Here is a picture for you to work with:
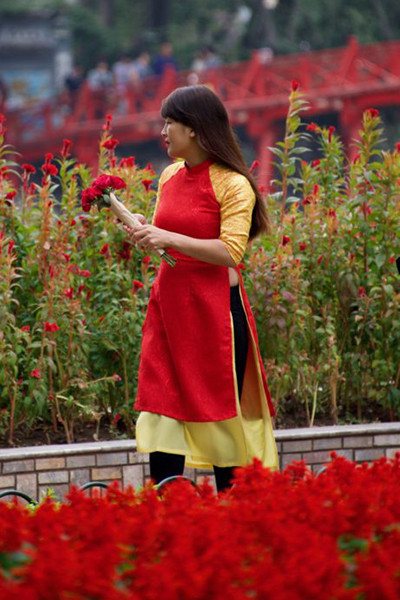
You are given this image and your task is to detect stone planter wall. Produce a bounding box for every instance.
[1,422,400,502]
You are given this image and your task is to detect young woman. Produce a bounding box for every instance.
[130,85,278,492]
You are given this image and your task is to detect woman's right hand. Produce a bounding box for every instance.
[132,213,147,226]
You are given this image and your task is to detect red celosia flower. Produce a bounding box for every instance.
[250,159,260,174]
[42,163,58,176]
[328,208,336,218]
[328,126,336,142]
[103,138,119,150]
[99,314,106,322]
[291,79,299,91]
[44,322,60,332]
[77,285,85,295]
[312,159,321,167]
[120,156,135,168]
[8,240,15,255]
[238,263,246,270]
[395,142,400,153]
[389,256,395,264]
[366,108,379,118]
[132,279,144,293]
[358,286,367,297]
[6,190,16,200]
[63,288,74,300]
[361,202,372,216]
[103,113,113,131]
[317,255,323,264]
[302,196,312,205]
[313,184,320,195]
[30,369,42,378]
[70,219,76,226]
[100,243,111,258]
[282,235,291,246]
[142,255,151,267]
[61,138,72,158]
[118,241,132,261]
[20,325,30,332]
[350,253,355,260]
[306,122,319,132]
[79,269,91,278]
[93,174,127,192]
[299,242,307,251]
[141,179,153,192]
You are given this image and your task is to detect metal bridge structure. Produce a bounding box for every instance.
[5,36,400,186]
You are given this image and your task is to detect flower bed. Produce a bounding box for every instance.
[1,455,400,598]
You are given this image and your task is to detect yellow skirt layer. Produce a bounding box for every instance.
[136,309,278,471]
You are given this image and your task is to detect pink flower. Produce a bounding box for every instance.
[112,374,122,381]
[30,369,42,379]
[44,322,60,332]
[282,235,291,246]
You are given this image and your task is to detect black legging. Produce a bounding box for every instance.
[150,285,249,492]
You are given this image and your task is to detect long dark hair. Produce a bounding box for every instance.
[161,85,270,239]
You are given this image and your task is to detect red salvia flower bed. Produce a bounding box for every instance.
[1,454,400,599]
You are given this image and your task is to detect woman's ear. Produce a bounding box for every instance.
[189,129,196,138]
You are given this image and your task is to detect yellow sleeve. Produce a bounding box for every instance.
[152,161,185,224]
[209,164,256,265]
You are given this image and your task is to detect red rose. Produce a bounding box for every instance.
[282,235,291,246]
[102,138,119,150]
[141,179,153,192]
[30,369,42,379]
[291,79,299,91]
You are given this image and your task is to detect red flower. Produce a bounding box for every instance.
[358,286,367,297]
[306,122,319,132]
[70,219,76,226]
[103,113,113,131]
[141,179,153,192]
[77,284,85,295]
[313,184,320,195]
[291,79,299,91]
[350,253,355,261]
[250,160,260,174]
[317,255,323,264]
[238,263,246,270]
[299,242,307,251]
[102,138,119,150]
[120,156,135,168]
[328,126,336,143]
[112,374,122,381]
[142,255,151,267]
[79,269,92,277]
[118,241,132,261]
[22,163,36,174]
[361,202,372,216]
[389,256,396,264]
[112,413,122,424]
[312,159,321,167]
[93,174,127,191]
[145,162,155,174]
[42,163,58,176]
[44,152,53,163]
[44,322,60,332]
[395,142,400,153]
[328,208,336,218]
[30,369,42,379]
[6,190,16,201]
[61,138,72,158]
[20,325,30,332]
[63,287,74,300]
[100,243,111,259]
[282,235,291,246]
[302,196,312,205]
[8,240,15,255]
[366,108,379,118]
[132,279,144,293]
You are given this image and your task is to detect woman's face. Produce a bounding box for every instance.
[161,118,195,159]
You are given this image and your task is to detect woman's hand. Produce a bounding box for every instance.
[127,224,172,252]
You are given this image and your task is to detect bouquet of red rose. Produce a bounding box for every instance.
[81,174,176,266]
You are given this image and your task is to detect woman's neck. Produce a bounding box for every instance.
[183,148,210,168]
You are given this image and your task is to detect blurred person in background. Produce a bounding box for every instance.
[152,42,178,77]
[87,60,113,118]
[64,65,84,111]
